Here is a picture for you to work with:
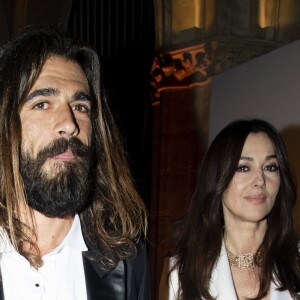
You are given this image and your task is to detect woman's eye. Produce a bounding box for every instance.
[33,102,49,110]
[264,164,279,172]
[236,165,250,172]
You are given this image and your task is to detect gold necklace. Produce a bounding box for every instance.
[225,246,263,269]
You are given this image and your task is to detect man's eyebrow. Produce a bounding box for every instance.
[26,88,93,102]
[73,91,93,102]
[27,88,58,101]
[239,154,277,161]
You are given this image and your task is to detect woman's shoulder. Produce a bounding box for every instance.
[159,256,180,300]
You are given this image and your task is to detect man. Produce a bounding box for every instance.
[0,26,150,299]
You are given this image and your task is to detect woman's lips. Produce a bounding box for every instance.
[244,194,266,204]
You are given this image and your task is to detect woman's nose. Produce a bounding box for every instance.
[252,170,266,188]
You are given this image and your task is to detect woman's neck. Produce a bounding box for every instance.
[223,219,267,254]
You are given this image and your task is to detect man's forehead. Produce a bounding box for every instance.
[41,55,86,75]
[32,55,89,89]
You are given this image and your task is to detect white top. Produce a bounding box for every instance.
[0,214,88,300]
[167,243,294,300]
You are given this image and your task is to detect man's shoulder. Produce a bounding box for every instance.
[83,241,150,299]
[123,241,151,299]
[82,240,148,275]
[123,241,148,272]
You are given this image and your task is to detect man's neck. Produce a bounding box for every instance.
[25,210,74,256]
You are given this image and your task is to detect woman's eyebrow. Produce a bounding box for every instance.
[239,154,277,161]
[239,156,253,161]
[266,154,277,160]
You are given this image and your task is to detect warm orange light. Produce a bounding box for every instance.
[172,0,198,32]
[258,0,276,28]
[258,0,299,28]
[172,0,215,33]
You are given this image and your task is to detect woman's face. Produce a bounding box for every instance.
[222,132,280,226]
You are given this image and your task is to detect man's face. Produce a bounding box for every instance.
[19,56,94,217]
[20,55,93,175]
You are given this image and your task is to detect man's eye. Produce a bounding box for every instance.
[33,102,49,110]
[73,104,89,113]
[236,165,250,172]
[264,164,279,172]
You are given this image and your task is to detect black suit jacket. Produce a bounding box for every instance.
[0,242,151,300]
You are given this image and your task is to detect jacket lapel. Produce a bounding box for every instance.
[0,280,3,300]
[269,280,293,299]
[210,242,238,300]
[0,254,126,300]
[82,251,126,300]
[211,243,294,300]
[0,268,4,300]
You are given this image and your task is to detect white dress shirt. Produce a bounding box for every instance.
[167,242,294,300]
[0,214,88,300]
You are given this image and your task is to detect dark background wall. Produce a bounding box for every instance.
[68,0,155,205]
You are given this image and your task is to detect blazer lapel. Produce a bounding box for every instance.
[82,251,126,300]
[212,243,294,300]
[269,280,293,299]
[0,268,4,300]
[210,242,238,300]
[0,281,4,300]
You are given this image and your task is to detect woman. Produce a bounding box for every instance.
[168,119,300,299]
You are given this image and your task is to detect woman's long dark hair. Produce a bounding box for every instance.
[0,26,147,269]
[172,119,300,299]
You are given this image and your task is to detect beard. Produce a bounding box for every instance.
[20,137,92,218]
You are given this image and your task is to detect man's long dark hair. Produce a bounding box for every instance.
[172,119,300,299]
[0,26,147,269]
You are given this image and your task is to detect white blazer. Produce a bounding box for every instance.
[166,243,293,300]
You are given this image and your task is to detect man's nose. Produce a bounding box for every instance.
[53,105,79,138]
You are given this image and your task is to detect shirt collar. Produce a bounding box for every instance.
[59,214,87,251]
[45,214,88,256]
[0,214,88,255]
[0,228,12,253]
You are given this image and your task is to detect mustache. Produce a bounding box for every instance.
[34,137,90,165]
